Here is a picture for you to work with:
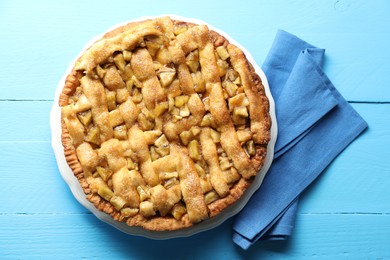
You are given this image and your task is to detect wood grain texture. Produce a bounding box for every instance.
[1,214,389,259]
[0,142,87,214]
[0,101,52,142]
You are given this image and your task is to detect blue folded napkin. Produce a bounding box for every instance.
[232,30,368,250]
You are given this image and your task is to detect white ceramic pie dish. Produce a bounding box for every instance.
[50,14,277,239]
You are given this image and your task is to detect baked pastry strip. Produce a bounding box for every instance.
[199,128,229,197]
[228,45,270,144]
[197,27,256,179]
[171,144,208,223]
[128,125,159,186]
[81,76,114,142]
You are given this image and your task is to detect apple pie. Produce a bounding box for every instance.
[59,16,271,231]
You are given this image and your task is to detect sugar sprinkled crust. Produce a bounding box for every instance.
[59,16,271,231]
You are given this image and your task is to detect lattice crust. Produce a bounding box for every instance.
[59,16,271,231]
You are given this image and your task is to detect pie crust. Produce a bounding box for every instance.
[59,16,271,231]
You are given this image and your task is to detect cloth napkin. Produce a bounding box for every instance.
[232,30,368,250]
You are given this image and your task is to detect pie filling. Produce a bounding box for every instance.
[59,17,270,230]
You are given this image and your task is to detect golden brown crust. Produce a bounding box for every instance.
[59,16,271,231]
[127,212,192,231]
[208,178,252,217]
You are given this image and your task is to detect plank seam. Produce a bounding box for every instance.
[300,212,390,215]
[0,213,92,216]
[0,99,54,102]
[348,101,390,104]
[0,141,51,144]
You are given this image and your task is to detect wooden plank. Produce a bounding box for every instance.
[0,142,87,214]
[1,103,389,216]
[0,101,52,142]
[0,214,389,259]
[239,1,390,102]
[0,1,389,101]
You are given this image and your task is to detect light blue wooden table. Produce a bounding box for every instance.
[1,0,389,258]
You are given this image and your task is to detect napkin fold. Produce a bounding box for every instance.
[232,30,368,250]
